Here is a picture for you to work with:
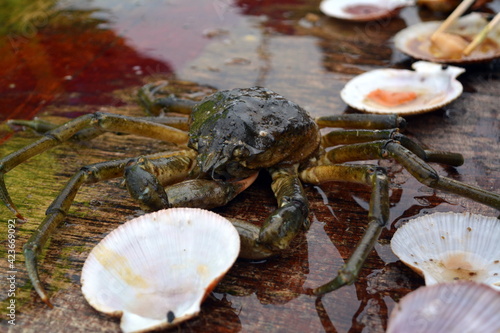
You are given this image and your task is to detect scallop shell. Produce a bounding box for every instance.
[394,13,500,63]
[340,61,465,115]
[386,281,500,333]
[81,208,240,333]
[391,212,500,290]
[320,0,415,21]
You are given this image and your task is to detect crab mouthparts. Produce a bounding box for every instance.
[200,151,229,175]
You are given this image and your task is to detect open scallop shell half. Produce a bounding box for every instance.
[81,208,240,333]
[387,281,500,333]
[394,13,500,63]
[341,61,465,115]
[320,0,415,21]
[391,212,500,290]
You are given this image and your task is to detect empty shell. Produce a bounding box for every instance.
[391,212,500,290]
[81,208,240,333]
[387,281,500,333]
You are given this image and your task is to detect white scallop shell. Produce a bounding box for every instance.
[81,208,240,333]
[387,281,500,333]
[340,61,465,115]
[320,0,415,21]
[391,212,500,290]
[394,13,500,63]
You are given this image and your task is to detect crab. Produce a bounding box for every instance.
[1,86,499,307]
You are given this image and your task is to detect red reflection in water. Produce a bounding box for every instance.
[0,1,308,125]
[236,0,312,34]
[0,0,243,123]
[0,23,172,122]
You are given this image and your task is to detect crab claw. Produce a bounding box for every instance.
[166,172,259,209]
[125,162,170,211]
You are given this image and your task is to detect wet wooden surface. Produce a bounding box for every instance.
[1,1,499,332]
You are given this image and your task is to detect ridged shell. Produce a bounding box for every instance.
[340,61,465,115]
[320,0,415,21]
[81,208,240,333]
[387,281,500,333]
[394,13,500,64]
[391,212,500,290]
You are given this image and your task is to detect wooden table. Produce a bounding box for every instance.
[1,1,499,332]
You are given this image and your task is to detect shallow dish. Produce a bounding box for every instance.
[394,13,500,63]
[340,61,465,115]
[320,0,415,21]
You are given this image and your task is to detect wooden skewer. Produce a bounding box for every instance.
[430,0,476,41]
[463,13,500,55]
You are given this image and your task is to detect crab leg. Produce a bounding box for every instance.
[138,83,197,116]
[8,119,106,142]
[322,130,464,166]
[258,166,310,252]
[316,114,406,130]
[8,115,190,137]
[0,112,188,218]
[383,141,500,209]
[22,151,194,306]
[300,164,390,294]
[324,140,500,209]
[25,158,127,306]
[8,119,60,133]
